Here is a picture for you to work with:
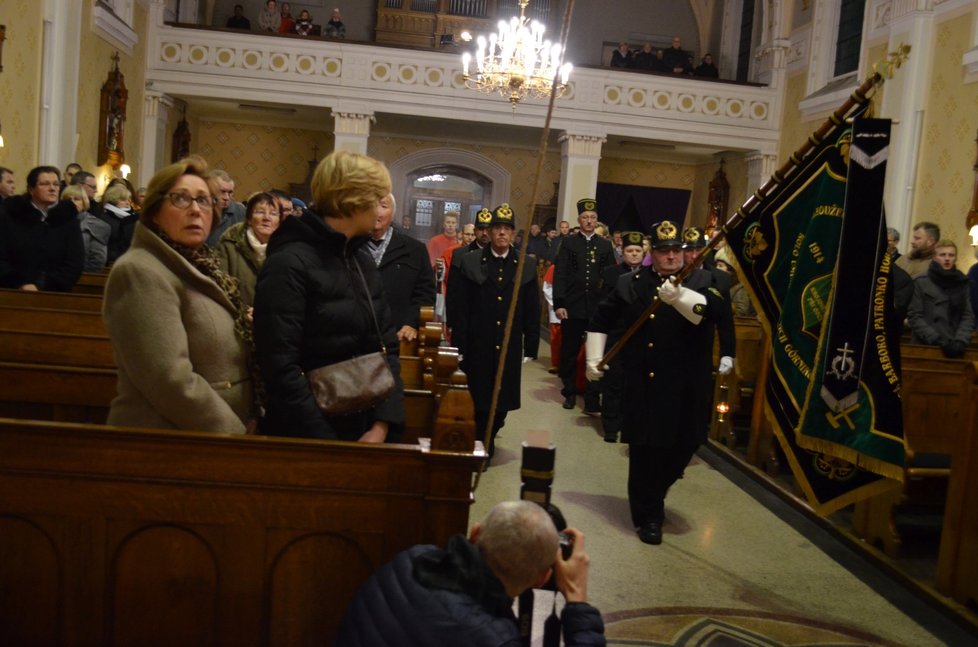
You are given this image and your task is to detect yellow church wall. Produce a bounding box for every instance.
[912,10,978,271]
[75,2,150,192]
[0,1,44,179]
[195,121,334,196]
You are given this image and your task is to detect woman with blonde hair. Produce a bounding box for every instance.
[62,184,111,271]
[254,150,404,442]
[99,182,137,264]
[102,156,256,432]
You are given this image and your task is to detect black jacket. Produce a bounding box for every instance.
[452,247,540,412]
[371,228,436,330]
[253,210,404,440]
[590,268,723,446]
[96,204,137,265]
[0,196,84,291]
[553,233,615,319]
[337,537,606,646]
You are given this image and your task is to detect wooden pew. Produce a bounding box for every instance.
[936,361,978,607]
[0,305,107,336]
[0,329,115,368]
[0,287,103,311]
[710,316,764,449]
[0,361,116,424]
[851,347,978,557]
[72,270,108,294]
[0,416,484,646]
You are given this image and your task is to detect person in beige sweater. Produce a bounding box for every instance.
[102,157,255,433]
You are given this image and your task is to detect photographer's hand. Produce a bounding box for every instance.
[554,528,589,603]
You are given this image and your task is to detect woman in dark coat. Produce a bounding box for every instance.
[253,150,404,442]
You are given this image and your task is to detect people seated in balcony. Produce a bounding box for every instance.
[631,43,658,71]
[226,4,250,30]
[258,0,279,33]
[662,36,692,75]
[610,42,633,68]
[694,53,719,78]
[277,2,295,34]
[325,7,346,39]
[293,10,317,36]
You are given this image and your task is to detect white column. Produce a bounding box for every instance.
[331,110,373,155]
[38,0,82,166]
[557,132,606,223]
[745,151,778,203]
[139,91,174,187]
[880,3,937,240]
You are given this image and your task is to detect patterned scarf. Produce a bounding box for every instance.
[151,225,266,413]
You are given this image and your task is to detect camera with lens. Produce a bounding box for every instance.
[558,530,572,561]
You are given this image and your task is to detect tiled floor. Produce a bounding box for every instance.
[468,356,977,646]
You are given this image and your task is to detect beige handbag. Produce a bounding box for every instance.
[306,260,394,415]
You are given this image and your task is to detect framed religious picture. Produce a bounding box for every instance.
[98,52,128,167]
[705,160,730,238]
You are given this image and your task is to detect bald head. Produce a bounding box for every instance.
[472,501,559,596]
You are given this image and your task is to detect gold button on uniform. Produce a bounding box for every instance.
[648,372,655,379]
[495,345,500,350]
[647,342,654,348]
[649,314,655,320]
[497,296,503,301]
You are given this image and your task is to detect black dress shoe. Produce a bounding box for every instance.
[638,521,663,545]
[562,395,576,409]
[603,432,618,443]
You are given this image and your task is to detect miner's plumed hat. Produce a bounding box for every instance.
[489,203,516,228]
[682,226,707,249]
[475,207,493,229]
[650,220,683,249]
[576,198,597,215]
[621,231,645,248]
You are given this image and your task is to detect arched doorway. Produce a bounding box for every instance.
[403,166,492,241]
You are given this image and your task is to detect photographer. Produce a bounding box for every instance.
[336,500,606,646]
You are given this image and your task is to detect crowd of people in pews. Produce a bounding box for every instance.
[227,1,346,38]
[609,35,720,79]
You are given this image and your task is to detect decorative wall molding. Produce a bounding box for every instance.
[93,4,139,55]
[145,23,782,155]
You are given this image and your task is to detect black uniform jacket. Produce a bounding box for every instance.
[374,228,436,330]
[552,233,615,319]
[452,247,541,412]
[254,210,404,440]
[589,268,723,446]
[0,196,83,291]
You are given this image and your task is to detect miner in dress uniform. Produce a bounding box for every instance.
[552,198,616,413]
[452,204,541,459]
[586,221,724,545]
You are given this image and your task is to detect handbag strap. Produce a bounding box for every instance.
[351,257,387,355]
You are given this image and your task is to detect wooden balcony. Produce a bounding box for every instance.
[375,0,553,50]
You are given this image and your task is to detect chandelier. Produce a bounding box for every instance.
[460,0,572,108]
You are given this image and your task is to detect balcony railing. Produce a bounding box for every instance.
[146,18,781,154]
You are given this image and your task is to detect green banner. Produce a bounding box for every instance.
[727,117,904,514]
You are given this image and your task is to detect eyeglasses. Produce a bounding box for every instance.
[166,192,215,210]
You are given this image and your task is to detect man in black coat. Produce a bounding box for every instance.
[586,221,724,546]
[0,165,84,292]
[444,208,491,332]
[337,500,606,646]
[365,193,436,342]
[452,204,540,458]
[682,226,735,379]
[553,198,616,412]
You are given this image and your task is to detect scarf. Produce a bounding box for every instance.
[245,227,268,264]
[365,226,393,267]
[927,260,969,323]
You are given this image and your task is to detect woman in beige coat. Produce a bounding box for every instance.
[102,157,255,433]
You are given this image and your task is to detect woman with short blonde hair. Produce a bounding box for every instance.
[254,150,404,442]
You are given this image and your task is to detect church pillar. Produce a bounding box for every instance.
[331,109,373,155]
[557,131,606,223]
[139,91,174,186]
[880,2,937,240]
[38,0,82,167]
[745,151,778,204]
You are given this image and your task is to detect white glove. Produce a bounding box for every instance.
[718,356,734,375]
[657,277,681,304]
[523,357,533,364]
[657,276,706,325]
[585,331,608,382]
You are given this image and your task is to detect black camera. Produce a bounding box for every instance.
[558,530,573,560]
